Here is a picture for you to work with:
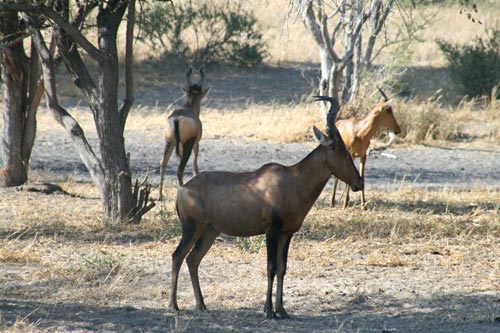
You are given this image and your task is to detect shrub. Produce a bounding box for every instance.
[437,27,500,100]
[396,97,462,142]
[138,0,267,67]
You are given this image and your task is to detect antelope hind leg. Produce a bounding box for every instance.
[159,141,174,200]
[186,224,220,311]
[170,218,205,311]
[177,138,196,186]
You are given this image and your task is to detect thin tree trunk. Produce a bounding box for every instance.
[0,12,40,187]
[95,2,133,219]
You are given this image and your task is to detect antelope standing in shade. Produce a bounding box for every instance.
[159,68,209,200]
[169,96,364,319]
[332,88,401,208]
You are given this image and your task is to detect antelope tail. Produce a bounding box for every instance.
[174,119,181,158]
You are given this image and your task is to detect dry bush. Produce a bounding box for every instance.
[300,186,500,242]
[396,98,462,143]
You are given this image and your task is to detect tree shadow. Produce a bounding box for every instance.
[1,291,499,332]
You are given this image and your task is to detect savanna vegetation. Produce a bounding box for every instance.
[1,1,500,332]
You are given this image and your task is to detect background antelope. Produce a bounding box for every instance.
[169,96,364,319]
[159,68,209,200]
[332,88,401,208]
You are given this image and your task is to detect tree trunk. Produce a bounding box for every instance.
[0,12,41,187]
[4,0,152,222]
[95,3,133,219]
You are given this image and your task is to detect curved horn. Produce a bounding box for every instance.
[186,67,193,86]
[199,68,205,87]
[314,95,340,138]
[377,86,389,101]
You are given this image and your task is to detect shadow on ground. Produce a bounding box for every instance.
[1,291,499,333]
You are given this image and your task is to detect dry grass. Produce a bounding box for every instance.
[1,183,500,330]
[1,2,500,332]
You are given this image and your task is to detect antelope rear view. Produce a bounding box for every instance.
[159,68,210,200]
[169,96,363,319]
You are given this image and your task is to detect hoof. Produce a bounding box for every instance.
[195,303,207,311]
[266,310,276,319]
[276,309,290,319]
[169,302,180,312]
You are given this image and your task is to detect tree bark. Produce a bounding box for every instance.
[0,11,41,187]
[3,0,152,222]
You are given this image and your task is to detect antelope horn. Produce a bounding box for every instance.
[199,68,205,87]
[377,86,389,101]
[313,95,340,138]
[186,67,193,86]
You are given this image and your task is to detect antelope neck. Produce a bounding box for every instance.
[289,146,332,203]
[356,111,382,141]
[183,100,202,115]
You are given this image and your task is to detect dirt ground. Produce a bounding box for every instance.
[2,65,500,332]
[1,116,499,332]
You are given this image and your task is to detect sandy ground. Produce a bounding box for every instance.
[2,65,500,332]
[0,118,493,333]
[30,126,500,191]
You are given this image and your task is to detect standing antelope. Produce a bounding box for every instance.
[169,96,364,319]
[159,68,209,200]
[332,88,401,208]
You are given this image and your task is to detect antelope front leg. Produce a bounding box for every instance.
[275,234,293,319]
[359,155,367,208]
[331,176,339,207]
[264,226,279,319]
[343,182,350,209]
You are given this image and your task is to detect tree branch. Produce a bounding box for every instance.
[120,0,136,130]
[24,12,105,190]
[0,2,105,63]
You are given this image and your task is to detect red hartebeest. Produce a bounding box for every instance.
[332,88,401,208]
[159,68,209,200]
[169,96,364,319]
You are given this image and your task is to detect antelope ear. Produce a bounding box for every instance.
[313,126,333,146]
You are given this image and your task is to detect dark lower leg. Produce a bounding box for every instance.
[265,228,279,319]
[275,235,292,319]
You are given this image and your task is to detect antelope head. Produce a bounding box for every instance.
[375,87,401,135]
[183,67,210,105]
[313,96,364,192]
